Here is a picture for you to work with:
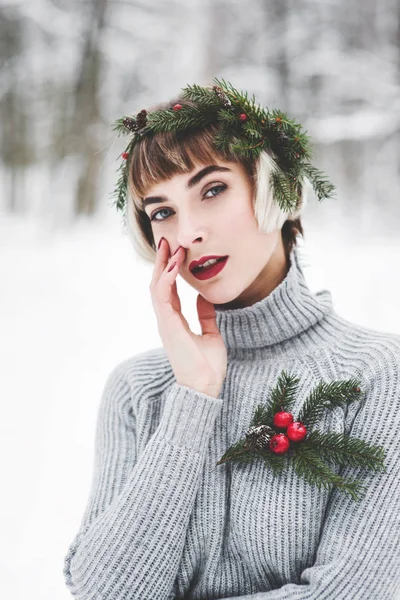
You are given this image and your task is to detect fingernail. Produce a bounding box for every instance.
[172,246,181,257]
[157,237,165,250]
[168,262,177,273]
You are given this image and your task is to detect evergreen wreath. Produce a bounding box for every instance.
[111,78,336,225]
[216,371,386,503]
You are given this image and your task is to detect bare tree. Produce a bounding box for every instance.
[67,0,108,216]
[0,8,34,212]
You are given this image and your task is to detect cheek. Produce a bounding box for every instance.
[223,203,259,236]
[223,202,280,261]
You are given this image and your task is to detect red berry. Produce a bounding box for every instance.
[286,422,307,442]
[122,152,129,160]
[173,104,182,111]
[269,433,290,454]
[239,113,247,121]
[273,411,294,428]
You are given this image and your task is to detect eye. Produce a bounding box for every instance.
[149,184,227,223]
[149,208,172,223]
[203,184,227,199]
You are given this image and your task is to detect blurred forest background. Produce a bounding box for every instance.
[1,0,400,232]
[2,2,400,599]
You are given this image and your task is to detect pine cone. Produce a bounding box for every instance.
[136,109,147,129]
[243,424,276,451]
[213,85,232,108]
[123,117,137,132]
[123,110,147,135]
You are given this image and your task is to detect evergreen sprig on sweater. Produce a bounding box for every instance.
[216,371,386,502]
[111,78,336,221]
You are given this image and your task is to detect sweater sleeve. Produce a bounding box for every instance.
[62,363,223,600]
[212,364,400,600]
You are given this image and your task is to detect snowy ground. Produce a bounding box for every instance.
[1,210,400,599]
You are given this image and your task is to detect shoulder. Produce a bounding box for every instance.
[321,317,400,436]
[103,347,173,406]
[339,319,400,411]
[329,312,400,378]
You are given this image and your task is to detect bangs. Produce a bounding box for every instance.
[128,124,254,211]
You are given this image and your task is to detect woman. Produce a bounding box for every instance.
[63,80,400,599]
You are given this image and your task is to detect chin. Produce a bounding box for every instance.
[183,264,255,305]
[195,282,248,308]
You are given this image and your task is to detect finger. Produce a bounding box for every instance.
[171,278,192,331]
[170,278,182,314]
[155,268,192,339]
[150,242,190,329]
[196,294,220,336]
[164,250,191,330]
[158,247,185,304]
[150,237,171,287]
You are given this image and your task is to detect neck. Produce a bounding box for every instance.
[214,243,334,352]
[214,234,290,311]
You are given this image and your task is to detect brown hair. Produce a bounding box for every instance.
[125,97,306,264]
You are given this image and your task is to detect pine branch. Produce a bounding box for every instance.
[291,444,366,502]
[214,110,241,154]
[110,163,128,212]
[112,116,135,136]
[271,171,299,213]
[297,378,363,429]
[216,440,255,466]
[242,123,263,140]
[214,130,234,153]
[216,438,288,476]
[217,108,239,125]
[213,77,268,121]
[304,431,387,472]
[229,137,264,158]
[302,163,336,202]
[293,131,312,157]
[265,371,301,422]
[147,107,213,133]
[109,135,137,213]
[248,371,300,429]
[182,83,221,107]
[257,448,288,475]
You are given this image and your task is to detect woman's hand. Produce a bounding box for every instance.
[150,238,228,398]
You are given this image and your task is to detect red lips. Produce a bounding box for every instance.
[189,255,227,272]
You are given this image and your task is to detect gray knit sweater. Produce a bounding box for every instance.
[63,245,400,600]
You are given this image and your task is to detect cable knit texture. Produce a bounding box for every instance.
[63,245,400,600]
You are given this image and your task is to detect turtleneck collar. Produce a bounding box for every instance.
[214,244,333,350]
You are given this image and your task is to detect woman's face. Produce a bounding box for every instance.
[142,159,288,308]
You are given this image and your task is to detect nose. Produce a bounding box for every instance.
[176,227,206,253]
[176,236,202,248]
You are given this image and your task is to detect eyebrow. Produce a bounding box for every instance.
[142,165,232,210]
